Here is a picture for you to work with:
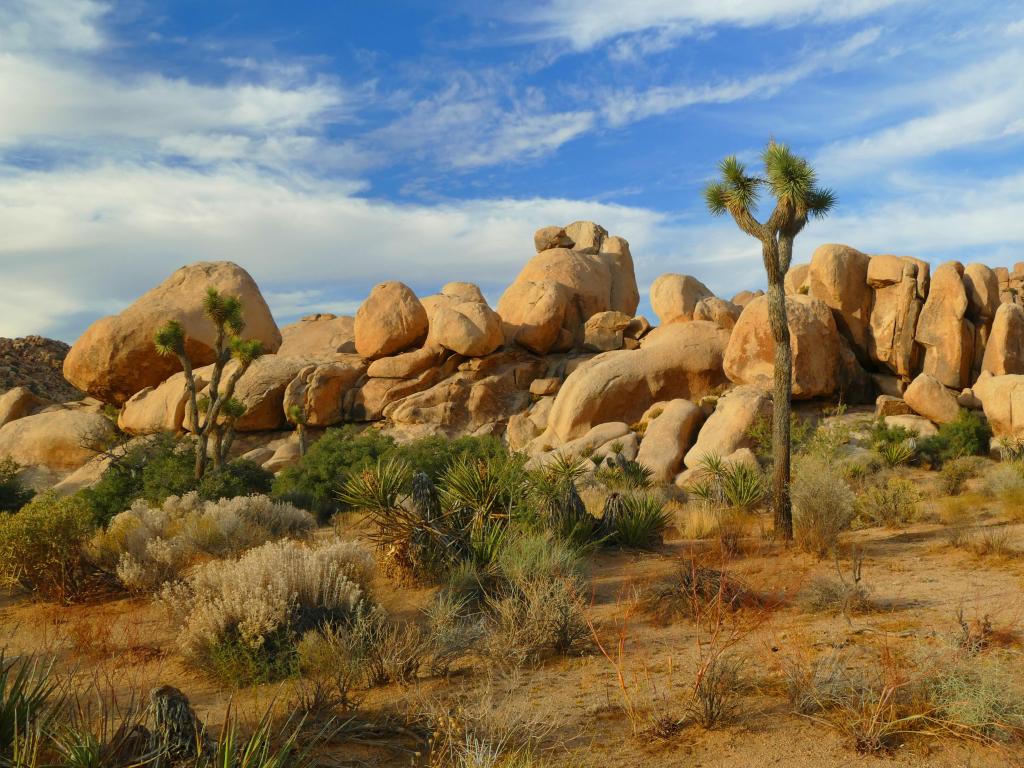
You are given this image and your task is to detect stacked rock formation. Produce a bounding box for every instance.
[6,225,1024,492]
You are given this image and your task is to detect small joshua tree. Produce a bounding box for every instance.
[154,288,263,480]
[704,140,836,540]
[287,403,308,457]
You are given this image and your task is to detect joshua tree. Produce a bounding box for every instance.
[704,140,836,539]
[154,288,264,480]
[287,403,308,457]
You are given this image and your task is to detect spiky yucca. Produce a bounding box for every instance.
[154,287,264,480]
[704,141,836,539]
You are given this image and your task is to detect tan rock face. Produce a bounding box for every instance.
[903,373,960,424]
[784,263,810,295]
[731,290,763,307]
[693,297,742,329]
[583,311,632,352]
[421,282,487,323]
[63,261,281,404]
[875,395,912,418]
[915,261,974,389]
[529,422,631,466]
[542,320,730,443]
[284,358,367,427]
[723,295,839,399]
[507,247,613,321]
[683,386,770,469]
[867,255,926,378]
[963,264,1000,324]
[974,374,1024,438]
[187,355,312,432]
[650,274,714,324]
[367,347,441,379]
[0,386,46,429]
[883,414,939,437]
[496,279,571,355]
[534,226,574,253]
[563,220,607,254]
[0,408,115,471]
[636,399,703,483]
[808,244,872,354]
[354,281,429,360]
[429,301,504,357]
[600,236,640,316]
[118,370,210,435]
[982,303,1024,375]
[278,315,355,358]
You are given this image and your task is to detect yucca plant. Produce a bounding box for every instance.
[0,653,61,757]
[201,707,327,768]
[613,494,673,550]
[877,440,915,469]
[594,457,653,491]
[720,462,767,511]
[705,140,836,540]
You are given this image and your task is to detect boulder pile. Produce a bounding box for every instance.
[5,224,1024,490]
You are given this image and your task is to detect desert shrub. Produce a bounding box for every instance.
[676,503,719,539]
[927,651,1024,741]
[0,653,60,755]
[965,527,1017,558]
[748,413,814,462]
[91,492,315,592]
[610,493,672,549]
[791,457,856,556]
[917,410,992,465]
[876,439,915,468]
[983,462,1024,521]
[856,476,920,528]
[160,538,373,684]
[0,492,98,602]
[80,434,273,524]
[686,454,766,511]
[940,457,978,496]
[868,418,918,451]
[644,561,754,622]
[782,650,857,715]
[688,654,743,729]
[0,457,33,513]
[529,456,605,550]
[799,552,871,614]
[593,458,653,491]
[802,420,854,462]
[272,426,397,516]
[394,434,508,481]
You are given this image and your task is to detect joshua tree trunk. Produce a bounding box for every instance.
[765,275,793,540]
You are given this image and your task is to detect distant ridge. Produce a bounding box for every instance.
[0,336,84,403]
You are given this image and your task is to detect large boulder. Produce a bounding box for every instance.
[723,294,839,399]
[982,303,1024,376]
[541,320,730,443]
[600,236,640,316]
[0,408,115,471]
[693,297,742,329]
[563,220,607,254]
[0,386,46,429]
[915,261,974,389]
[534,226,574,253]
[583,311,632,352]
[496,279,573,355]
[808,244,872,354]
[428,301,504,357]
[354,281,429,360]
[683,386,770,469]
[867,255,927,378]
[366,347,442,379]
[421,282,487,322]
[277,314,355,358]
[963,264,1000,326]
[903,373,960,425]
[283,358,366,427]
[974,374,1024,438]
[185,356,312,432]
[63,262,281,404]
[118,370,210,435]
[635,399,704,483]
[784,263,810,295]
[650,274,714,325]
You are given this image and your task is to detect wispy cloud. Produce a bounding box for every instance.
[0,0,109,53]
[511,0,904,51]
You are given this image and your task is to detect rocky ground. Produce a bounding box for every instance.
[0,335,83,403]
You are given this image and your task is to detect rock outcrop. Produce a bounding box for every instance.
[683,386,770,469]
[64,262,281,404]
[723,295,839,398]
[981,303,1024,376]
[635,400,703,483]
[650,274,714,325]
[354,281,429,360]
[808,244,872,354]
[915,261,973,389]
[0,409,115,471]
[0,336,82,402]
[903,373,960,425]
[0,386,47,429]
[428,301,504,357]
[278,315,355,358]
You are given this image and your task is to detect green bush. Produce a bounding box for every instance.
[0,492,97,602]
[272,426,397,516]
[612,493,672,549]
[394,434,507,480]
[81,434,274,524]
[856,477,920,528]
[792,457,856,557]
[0,457,33,512]
[917,410,993,465]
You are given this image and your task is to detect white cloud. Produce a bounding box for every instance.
[514,0,903,50]
[817,50,1024,177]
[602,28,880,126]
[0,0,108,53]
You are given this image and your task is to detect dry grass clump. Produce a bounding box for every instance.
[159,537,373,684]
[926,650,1024,742]
[791,456,856,557]
[856,475,920,528]
[797,553,873,615]
[90,492,315,592]
[964,526,1018,559]
[644,560,756,623]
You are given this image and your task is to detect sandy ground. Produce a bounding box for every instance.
[3,471,1023,767]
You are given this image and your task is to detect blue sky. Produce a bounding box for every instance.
[1,0,1022,342]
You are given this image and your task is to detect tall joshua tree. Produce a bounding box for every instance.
[704,140,836,539]
[154,288,264,480]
